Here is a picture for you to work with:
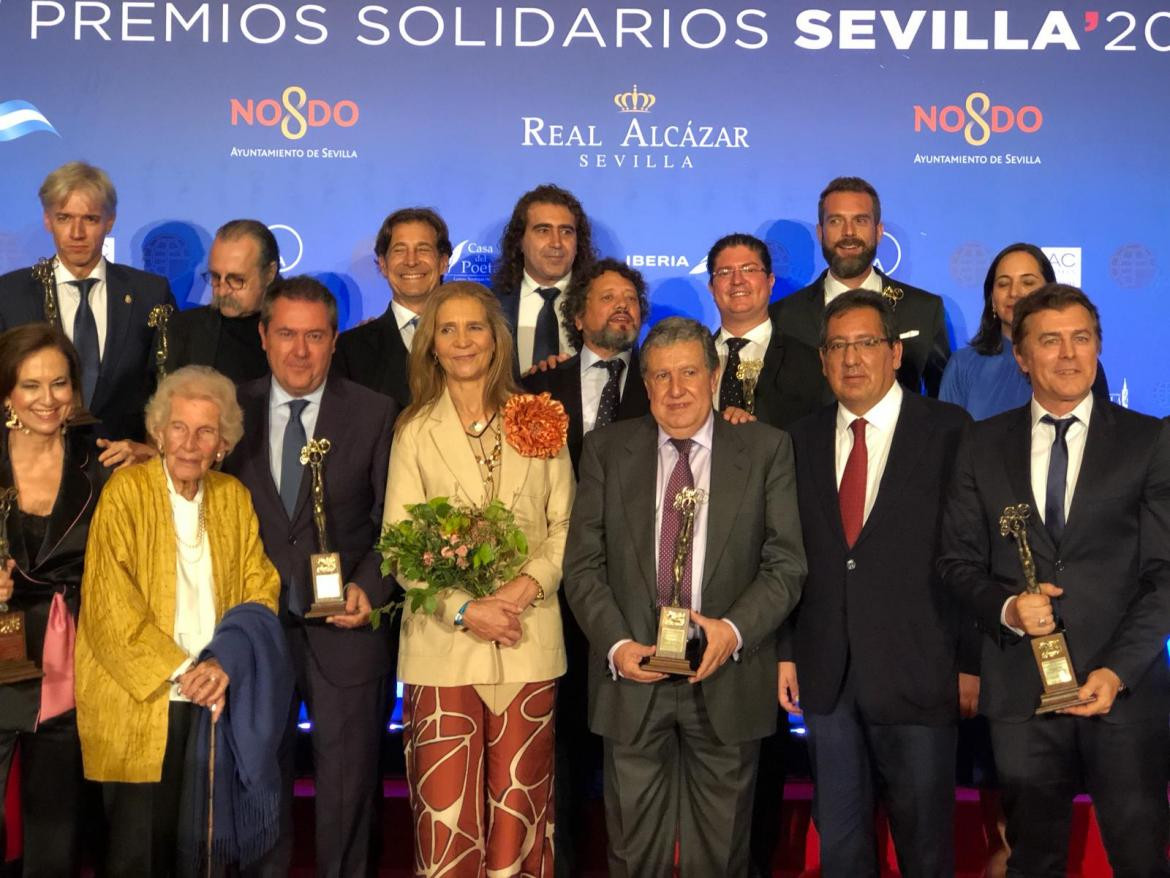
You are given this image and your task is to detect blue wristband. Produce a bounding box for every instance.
[454,600,471,627]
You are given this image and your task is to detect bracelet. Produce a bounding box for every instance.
[523,574,545,602]
[454,600,471,627]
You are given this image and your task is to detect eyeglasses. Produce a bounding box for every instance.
[712,264,766,280]
[201,270,248,292]
[821,337,891,356]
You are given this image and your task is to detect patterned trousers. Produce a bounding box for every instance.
[404,681,557,878]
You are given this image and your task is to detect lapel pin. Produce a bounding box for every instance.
[124,293,133,304]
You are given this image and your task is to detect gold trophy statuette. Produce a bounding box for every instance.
[999,503,1094,714]
[643,487,707,676]
[31,257,61,330]
[736,359,764,416]
[300,438,347,619]
[0,486,43,684]
[148,303,175,381]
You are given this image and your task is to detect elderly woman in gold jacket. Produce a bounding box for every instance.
[75,365,279,877]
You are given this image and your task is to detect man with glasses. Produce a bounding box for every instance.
[774,176,951,396]
[166,219,280,384]
[777,290,972,877]
[707,233,824,429]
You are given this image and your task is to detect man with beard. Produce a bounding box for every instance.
[774,177,950,396]
[492,184,596,374]
[166,219,278,383]
[523,257,650,878]
[334,207,452,408]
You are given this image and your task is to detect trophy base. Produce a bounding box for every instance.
[1035,688,1096,715]
[0,659,43,685]
[641,654,696,676]
[304,599,348,620]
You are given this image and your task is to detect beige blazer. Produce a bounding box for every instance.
[386,389,573,687]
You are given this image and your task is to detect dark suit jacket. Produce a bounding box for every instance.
[495,287,525,377]
[0,263,174,441]
[333,305,411,409]
[780,392,974,725]
[222,376,398,685]
[740,313,830,428]
[0,428,106,731]
[165,306,269,385]
[774,269,950,397]
[564,415,807,745]
[522,350,650,474]
[938,401,1170,723]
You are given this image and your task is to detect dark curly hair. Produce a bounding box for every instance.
[970,243,1056,355]
[559,258,648,353]
[490,184,596,296]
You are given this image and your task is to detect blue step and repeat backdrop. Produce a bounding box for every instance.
[2,2,1169,411]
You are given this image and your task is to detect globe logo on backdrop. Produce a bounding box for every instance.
[269,224,304,272]
[143,233,191,279]
[949,241,990,287]
[445,240,495,283]
[1110,244,1156,290]
[873,231,903,276]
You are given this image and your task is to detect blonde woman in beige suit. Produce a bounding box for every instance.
[385,281,574,877]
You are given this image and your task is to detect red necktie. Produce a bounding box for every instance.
[838,418,868,547]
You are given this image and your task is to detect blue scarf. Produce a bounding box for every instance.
[178,602,293,870]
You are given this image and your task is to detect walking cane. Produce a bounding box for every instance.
[207,709,216,878]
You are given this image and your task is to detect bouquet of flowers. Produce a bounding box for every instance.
[370,496,529,627]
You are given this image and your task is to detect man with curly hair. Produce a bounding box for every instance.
[492,184,596,374]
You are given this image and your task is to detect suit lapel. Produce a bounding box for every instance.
[1063,401,1113,542]
[1003,406,1055,555]
[701,419,749,590]
[427,390,492,506]
[37,439,95,568]
[616,418,659,604]
[808,405,847,544]
[241,382,284,518]
[93,263,134,413]
[555,356,584,453]
[852,394,931,548]
[617,351,649,419]
[757,320,786,400]
[297,381,344,522]
[379,312,410,400]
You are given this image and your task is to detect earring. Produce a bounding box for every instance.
[4,403,28,434]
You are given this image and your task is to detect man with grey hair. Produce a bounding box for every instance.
[166,218,280,383]
[0,160,174,452]
[565,316,806,877]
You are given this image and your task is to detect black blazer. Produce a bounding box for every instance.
[165,306,269,385]
[222,376,399,685]
[740,312,830,429]
[939,401,1170,723]
[565,416,806,745]
[333,305,411,409]
[774,269,950,397]
[495,286,525,377]
[0,263,174,441]
[0,428,106,731]
[522,350,650,474]
[780,392,973,725]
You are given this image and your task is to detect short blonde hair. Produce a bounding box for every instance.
[38,161,117,216]
[144,366,244,452]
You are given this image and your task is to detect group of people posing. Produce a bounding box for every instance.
[0,162,1165,878]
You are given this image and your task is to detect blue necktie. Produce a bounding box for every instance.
[280,399,309,518]
[69,279,100,406]
[1041,414,1077,544]
[593,359,625,429]
[533,287,560,364]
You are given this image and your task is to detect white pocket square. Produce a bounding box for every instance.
[899,329,920,340]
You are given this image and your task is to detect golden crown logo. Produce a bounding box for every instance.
[613,85,655,113]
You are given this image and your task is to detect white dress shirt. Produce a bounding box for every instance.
[516,270,572,372]
[823,264,884,306]
[166,467,216,701]
[268,378,326,490]
[580,346,632,435]
[715,317,772,410]
[834,381,904,526]
[54,257,109,356]
[391,298,421,351]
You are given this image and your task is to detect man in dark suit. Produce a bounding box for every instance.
[222,276,398,877]
[779,290,973,877]
[565,317,806,877]
[773,176,950,396]
[939,284,1170,877]
[0,161,174,452]
[166,218,278,384]
[333,207,452,408]
[706,232,827,427]
[491,184,596,374]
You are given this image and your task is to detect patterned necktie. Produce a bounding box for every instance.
[532,287,561,364]
[404,315,419,351]
[1041,414,1077,544]
[69,278,100,406]
[838,418,868,547]
[719,337,749,410]
[593,358,625,430]
[280,399,309,517]
[657,438,695,608]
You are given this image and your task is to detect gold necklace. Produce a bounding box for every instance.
[471,423,502,498]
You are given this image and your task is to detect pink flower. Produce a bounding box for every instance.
[456,557,469,569]
[448,534,461,546]
[455,544,468,558]
[441,546,455,559]
[422,551,434,567]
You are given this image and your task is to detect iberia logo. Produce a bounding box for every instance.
[913,92,1042,147]
[230,86,358,140]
